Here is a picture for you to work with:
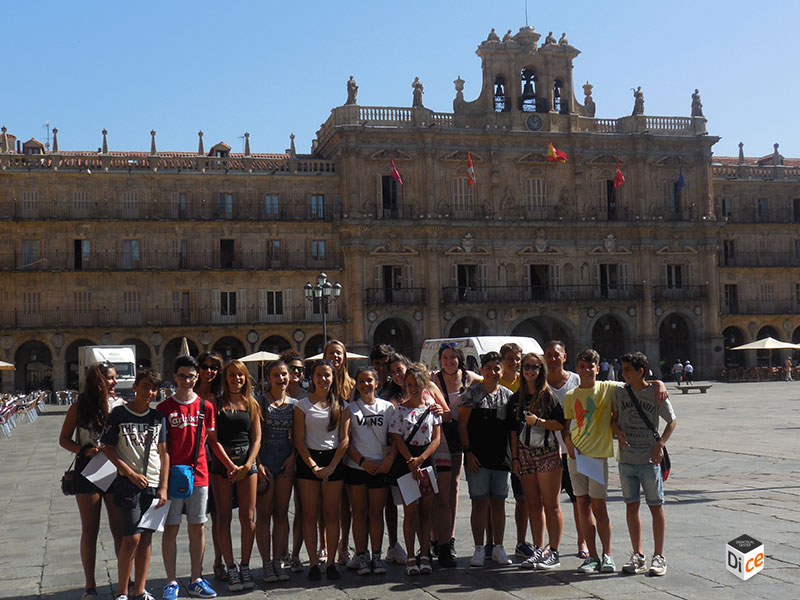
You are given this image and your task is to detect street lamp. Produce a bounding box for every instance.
[303,272,342,349]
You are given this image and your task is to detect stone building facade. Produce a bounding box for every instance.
[1,26,797,391]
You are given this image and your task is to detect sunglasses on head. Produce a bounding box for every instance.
[523,364,542,371]
[440,342,456,349]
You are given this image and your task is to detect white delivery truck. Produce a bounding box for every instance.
[419,336,543,372]
[78,345,137,399]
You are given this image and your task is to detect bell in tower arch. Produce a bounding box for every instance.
[520,69,537,112]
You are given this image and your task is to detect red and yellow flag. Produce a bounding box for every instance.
[613,156,625,188]
[546,142,567,163]
[466,151,476,186]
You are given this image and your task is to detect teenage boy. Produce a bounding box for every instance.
[459,351,514,567]
[563,348,620,573]
[612,352,676,576]
[369,344,395,398]
[158,355,217,599]
[102,368,168,600]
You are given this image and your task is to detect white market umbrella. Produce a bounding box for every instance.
[304,351,368,361]
[179,337,191,357]
[730,337,800,368]
[239,351,281,394]
[0,360,14,370]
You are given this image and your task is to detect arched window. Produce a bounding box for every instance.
[493,75,507,112]
[520,69,536,112]
[553,79,563,113]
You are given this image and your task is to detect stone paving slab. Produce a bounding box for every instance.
[1,381,798,599]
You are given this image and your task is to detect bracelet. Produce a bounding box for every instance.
[512,457,519,462]
[535,418,541,427]
[462,445,472,453]
[309,463,318,470]
[358,456,366,466]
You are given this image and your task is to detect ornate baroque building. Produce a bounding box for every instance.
[2,26,797,391]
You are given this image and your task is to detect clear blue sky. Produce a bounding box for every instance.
[4,1,797,159]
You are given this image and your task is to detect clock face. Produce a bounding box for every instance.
[527,114,543,131]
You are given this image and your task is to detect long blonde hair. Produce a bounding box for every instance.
[324,339,355,400]
[219,359,261,423]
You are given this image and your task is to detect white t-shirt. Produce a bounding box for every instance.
[345,397,394,470]
[296,397,341,451]
[548,371,580,453]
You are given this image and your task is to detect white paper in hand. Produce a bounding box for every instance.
[575,449,606,485]
[138,499,171,532]
[81,452,118,492]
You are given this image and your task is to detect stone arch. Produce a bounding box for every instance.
[14,340,53,392]
[588,311,633,362]
[120,338,153,369]
[444,311,492,338]
[723,326,745,368]
[304,334,325,359]
[509,311,579,360]
[259,335,291,355]
[368,313,422,361]
[64,337,98,391]
[756,325,781,366]
[657,312,695,370]
[213,336,246,363]
[163,337,199,378]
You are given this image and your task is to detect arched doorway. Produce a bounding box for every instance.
[304,335,325,359]
[590,315,625,364]
[511,316,574,355]
[213,336,246,362]
[723,326,745,368]
[163,337,199,380]
[659,313,692,369]
[121,338,152,369]
[756,326,780,367]
[64,338,97,391]
[259,335,291,355]
[373,318,414,360]
[14,340,53,392]
[448,316,487,338]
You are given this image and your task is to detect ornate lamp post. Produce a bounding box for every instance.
[303,272,342,349]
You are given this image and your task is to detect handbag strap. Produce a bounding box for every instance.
[191,406,205,473]
[141,409,158,479]
[624,385,660,442]
[404,404,434,446]
[357,399,389,449]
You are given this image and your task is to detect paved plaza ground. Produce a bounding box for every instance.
[1,381,798,600]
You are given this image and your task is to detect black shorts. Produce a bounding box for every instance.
[209,443,257,477]
[295,449,345,482]
[561,453,576,503]
[74,453,112,495]
[511,473,524,499]
[392,444,434,482]
[119,486,158,537]
[344,466,389,489]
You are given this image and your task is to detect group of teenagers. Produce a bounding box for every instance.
[59,338,677,600]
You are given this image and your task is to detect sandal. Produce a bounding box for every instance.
[419,556,432,575]
[213,563,229,581]
[578,549,590,559]
[406,557,420,576]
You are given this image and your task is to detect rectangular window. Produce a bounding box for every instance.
[74,239,91,270]
[218,193,233,216]
[523,178,546,216]
[451,177,474,218]
[74,291,91,314]
[121,291,142,325]
[380,176,400,217]
[724,284,738,313]
[723,239,736,266]
[529,264,550,299]
[264,194,279,216]
[265,291,283,315]
[179,239,189,269]
[795,284,800,309]
[220,291,237,316]
[606,180,617,220]
[794,199,800,223]
[795,240,800,261]
[20,291,42,327]
[122,239,140,269]
[311,239,326,260]
[666,264,683,288]
[757,198,768,221]
[73,191,89,217]
[670,182,681,214]
[598,263,619,298]
[267,240,281,263]
[220,239,235,268]
[121,191,139,218]
[21,240,40,269]
[721,197,732,218]
[310,194,325,220]
[760,284,775,304]
[178,192,188,218]
[21,191,39,218]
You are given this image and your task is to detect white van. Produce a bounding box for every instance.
[419,336,544,373]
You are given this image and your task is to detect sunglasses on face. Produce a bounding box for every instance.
[289,366,304,373]
[176,373,197,380]
[523,364,542,371]
[200,364,219,371]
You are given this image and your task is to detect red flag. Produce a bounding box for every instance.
[466,151,476,186]
[390,152,403,185]
[546,142,567,163]
[613,156,625,188]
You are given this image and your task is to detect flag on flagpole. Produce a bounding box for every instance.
[546,142,567,163]
[390,152,403,185]
[677,167,685,191]
[466,151,476,186]
[613,155,625,188]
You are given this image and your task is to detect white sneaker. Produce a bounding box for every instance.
[386,543,408,565]
[649,554,667,576]
[492,545,513,565]
[470,545,485,567]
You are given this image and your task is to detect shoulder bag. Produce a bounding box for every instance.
[114,410,158,508]
[624,385,671,481]
[168,409,204,499]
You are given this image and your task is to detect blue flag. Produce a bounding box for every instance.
[677,168,685,191]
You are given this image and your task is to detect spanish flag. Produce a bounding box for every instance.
[466,152,476,186]
[546,142,567,163]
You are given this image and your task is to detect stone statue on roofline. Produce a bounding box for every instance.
[691,89,703,117]
[502,29,513,42]
[487,28,500,42]
[412,77,424,108]
[583,81,596,117]
[345,76,358,105]
[545,31,557,45]
[558,32,569,45]
[632,86,644,116]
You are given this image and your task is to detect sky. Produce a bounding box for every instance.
[3,1,799,159]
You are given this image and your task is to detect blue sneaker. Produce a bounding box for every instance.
[187,578,217,598]
[162,583,179,600]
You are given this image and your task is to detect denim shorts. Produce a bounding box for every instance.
[618,462,664,506]
[465,467,510,499]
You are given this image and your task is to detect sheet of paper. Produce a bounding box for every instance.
[396,466,438,505]
[81,452,118,492]
[138,499,171,532]
[390,484,403,506]
[575,450,606,486]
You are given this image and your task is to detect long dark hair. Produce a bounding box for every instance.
[195,351,223,397]
[385,353,410,403]
[309,359,342,431]
[517,352,557,421]
[76,362,110,432]
[437,344,470,393]
[353,365,379,403]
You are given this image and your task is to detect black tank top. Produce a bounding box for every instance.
[216,408,251,446]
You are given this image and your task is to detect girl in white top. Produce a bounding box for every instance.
[344,367,397,575]
[293,360,350,581]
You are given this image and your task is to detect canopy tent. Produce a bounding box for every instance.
[0,360,14,370]
[304,351,368,361]
[730,337,800,367]
[239,351,281,394]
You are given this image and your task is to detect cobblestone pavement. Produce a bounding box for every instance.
[1,381,798,599]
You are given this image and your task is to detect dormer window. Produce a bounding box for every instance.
[22,138,45,155]
[208,142,231,158]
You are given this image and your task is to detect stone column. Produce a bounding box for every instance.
[421,245,443,338]
[51,357,66,391]
[342,244,367,352]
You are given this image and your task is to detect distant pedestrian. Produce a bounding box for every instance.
[683,361,694,384]
[671,360,684,385]
[785,358,793,382]
[599,360,610,381]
